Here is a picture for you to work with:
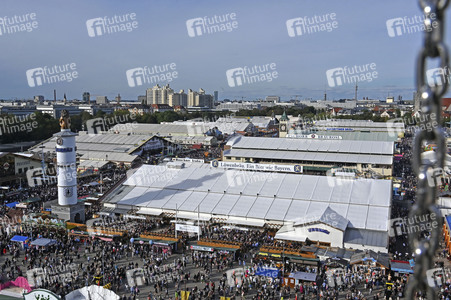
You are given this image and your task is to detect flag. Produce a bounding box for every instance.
[181,291,190,300]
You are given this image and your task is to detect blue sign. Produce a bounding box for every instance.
[55,147,73,152]
[308,228,330,234]
[212,160,219,168]
[294,165,302,173]
[255,267,281,278]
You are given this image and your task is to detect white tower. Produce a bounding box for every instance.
[55,110,78,206]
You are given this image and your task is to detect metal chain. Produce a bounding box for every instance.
[406,0,449,298]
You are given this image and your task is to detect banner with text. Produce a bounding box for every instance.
[287,133,342,140]
[211,161,303,173]
[176,223,201,234]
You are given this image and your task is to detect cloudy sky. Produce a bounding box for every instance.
[1,0,450,101]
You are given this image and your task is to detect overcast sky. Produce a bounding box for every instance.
[1,0,450,101]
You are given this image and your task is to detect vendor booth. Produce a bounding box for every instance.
[31,238,57,248]
[10,235,29,249]
[285,271,317,288]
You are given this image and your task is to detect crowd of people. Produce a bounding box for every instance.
[2,130,451,299]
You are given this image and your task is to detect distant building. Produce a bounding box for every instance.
[146,84,173,105]
[265,95,280,103]
[168,90,187,107]
[173,105,187,113]
[115,94,121,105]
[386,97,394,103]
[214,91,219,101]
[215,101,261,112]
[138,95,146,104]
[123,105,151,116]
[151,104,174,112]
[188,88,213,108]
[34,95,44,104]
[83,92,90,104]
[36,105,82,119]
[96,96,108,104]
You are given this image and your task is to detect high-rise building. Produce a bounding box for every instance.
[188,88,213,108]
[115,93,121,105]
[168,90,187,107]
[82,92,90,104]
[146,84,174,105]
[96,96,108,104]
[214,91,219,101]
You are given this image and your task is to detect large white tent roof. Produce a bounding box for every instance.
[111,164,391,232]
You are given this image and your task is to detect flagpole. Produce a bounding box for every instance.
[197,205,200,241]
[175,203,178,239]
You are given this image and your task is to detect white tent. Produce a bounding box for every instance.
[65,285,119,300]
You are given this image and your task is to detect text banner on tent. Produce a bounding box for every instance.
[176,224,201,234]
[287,133,342,139]
[211,161,303,173]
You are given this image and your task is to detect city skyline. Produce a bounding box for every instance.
[1,0,451,101]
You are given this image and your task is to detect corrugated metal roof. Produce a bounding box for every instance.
[29,132,152,163]
[226,136,394,155]
[288,130,399,142]
[314,119,405,129]
[344,228,388,248]
[111,122,250,136]
[224,148,393,165]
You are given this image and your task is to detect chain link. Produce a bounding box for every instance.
[406,0,449,298]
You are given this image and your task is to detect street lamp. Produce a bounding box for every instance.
[282,241,285,283]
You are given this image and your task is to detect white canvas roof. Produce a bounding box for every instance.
[113,165,392,231]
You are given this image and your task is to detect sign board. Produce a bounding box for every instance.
[24,289,61,300]
[172,157,204,163]
[335,171,355,177]
[190,245,214,252]
[176,224,201,234]
[255,267,281,278]
[211,161,302,173]
[287,133,342,140]
[325,128,353,131]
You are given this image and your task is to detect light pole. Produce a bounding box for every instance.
[282,241,285,286]
[39,145,47,183]
[100,172,103,194]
